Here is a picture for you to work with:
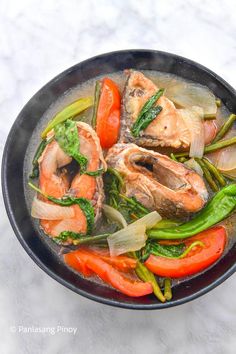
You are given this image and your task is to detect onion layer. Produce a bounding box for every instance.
[108,223,147,257]
[31,197,75,220]
[184,158,203,176]
[102,204,127,228]
[208,130,236,177]
[180,107,205,158]
[107,211,162,256]
[163,80,217,116]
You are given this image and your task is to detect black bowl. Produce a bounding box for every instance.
[2,50,236,309]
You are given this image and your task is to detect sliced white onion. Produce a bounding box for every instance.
[132,211,162,229]
[180,107,205,158]
[107,211,162,256]
[208,129,236,177]
[107,223,147,257]
[102,204,128,228]
[209,145,236,178]
[31,197,75,220]
[184,158,203,176]
[164,80,217,116]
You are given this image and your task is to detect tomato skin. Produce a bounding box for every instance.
[64,249,152,297]
[64,251,93,277]
[96,78,121,149]
[145,226,226,278]
[65,248,137,273]
[88,250,137,272]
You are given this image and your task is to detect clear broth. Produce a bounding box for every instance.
[23,70,236,289]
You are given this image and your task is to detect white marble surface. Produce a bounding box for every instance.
[0,0,236,353]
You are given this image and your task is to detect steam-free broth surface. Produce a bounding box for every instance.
[24,69,236,295]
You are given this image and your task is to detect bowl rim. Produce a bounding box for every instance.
[2,49,236,309]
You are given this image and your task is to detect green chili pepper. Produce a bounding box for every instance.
[147,184,236,240]
[153,219,182,229]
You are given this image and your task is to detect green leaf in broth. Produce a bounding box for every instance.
[54,119,88,172]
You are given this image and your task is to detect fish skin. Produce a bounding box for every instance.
[120,70,191,149]
[106,143,208,219]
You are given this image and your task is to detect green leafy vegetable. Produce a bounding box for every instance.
[53,231,84,245]
[150,243,185,258]
[104,167,149,222]
[83,168,104,176]
[150,241,204,259]
[131,106,162,138]
[29,138,52,178]
[92,81,102,129]
[148,184,236,240]
[54,119,88,172]
[131,88,164,137]
[28,182,94,234]
[41,97,93,138]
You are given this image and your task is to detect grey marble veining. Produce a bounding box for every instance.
[0,0,236,353]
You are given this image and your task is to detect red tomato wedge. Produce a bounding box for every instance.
[96,78,121,149]
[87,249,137,272]
[64,251,93,277]
[64,249,152,297]
[145,226,226,278]
[65,249,137,273]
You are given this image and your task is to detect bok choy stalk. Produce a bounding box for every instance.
[41,97,93,138]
